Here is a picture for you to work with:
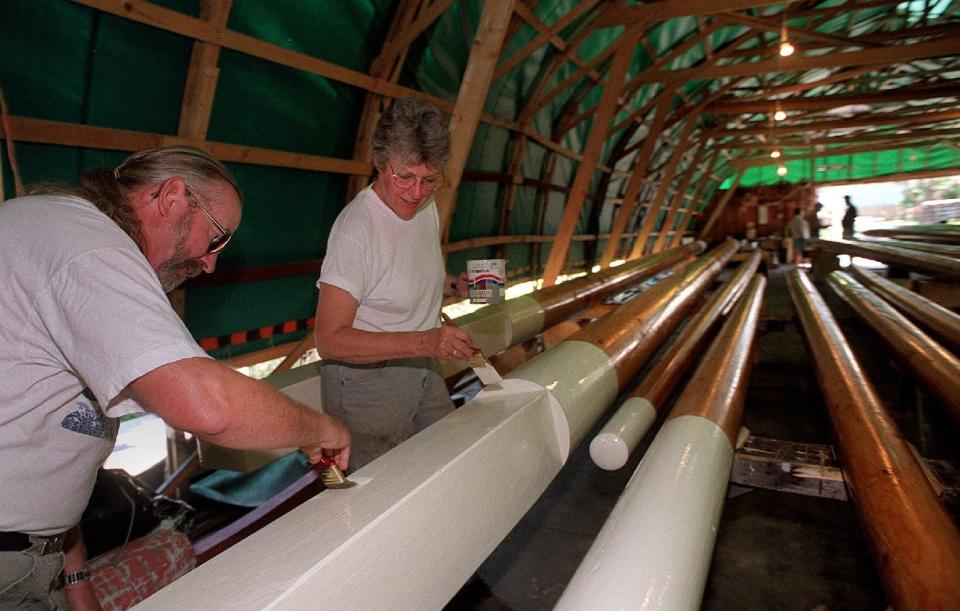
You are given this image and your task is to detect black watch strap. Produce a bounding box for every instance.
[62,569,90,587]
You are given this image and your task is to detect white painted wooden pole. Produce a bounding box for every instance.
[440,241,704,378]
[590,251,761,470]
[556,274,766,611]
[137,244,731,610]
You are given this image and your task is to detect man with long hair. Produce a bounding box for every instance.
[0,146,350,609]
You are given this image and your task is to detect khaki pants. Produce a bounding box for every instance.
[0,549,65,610]
[321,357,454,472]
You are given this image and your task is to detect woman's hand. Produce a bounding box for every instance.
[430,319,477,361]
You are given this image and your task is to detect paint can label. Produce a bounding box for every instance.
[467,259,506,304]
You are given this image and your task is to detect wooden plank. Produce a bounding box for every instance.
[595,0,803,27]
[670,147,720,248]
[639,36,960,83]
[652,134,708,253]
[76,0,588,161]
[697,169,743,239]
[542,41,634,286]
[730,139,959,169]
[564,24,720,139]
[220,340,305,369]
[436,0,516,238]
[494,0,602,81]
[708,85,958,114]
[177,0,233,141]
[523,17,652,124]
[515,3,617,125]
[730,436,848,501]
[715,107,960,138]
[497,134,528,258]
[629,117,698,258]
[369,0,456,76]
[1,116,371,175]
[715,11,879,49]
[349,0,424,198]
[600,92,673,268]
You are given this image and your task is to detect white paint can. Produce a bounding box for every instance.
[467,259,506,304]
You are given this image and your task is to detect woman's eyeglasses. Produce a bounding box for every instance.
[389,164,444,193]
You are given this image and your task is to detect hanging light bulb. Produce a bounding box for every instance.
[770,149,781,159]
[779,18,794,57]
[774,108,787,121]
[777,165,788,176]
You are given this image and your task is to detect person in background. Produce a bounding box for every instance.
[806,201,824,239]
[314,97,477,471]
[785,206,811,266]
[842,194,858,238]
[0,147,350,610]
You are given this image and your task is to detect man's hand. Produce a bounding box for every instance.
[300,416,351,470]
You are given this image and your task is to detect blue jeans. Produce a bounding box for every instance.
[0,548,65,609]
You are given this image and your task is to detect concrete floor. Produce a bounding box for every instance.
[446,262,958,610]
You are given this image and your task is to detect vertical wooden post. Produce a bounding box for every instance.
[541,42,635,286]
[178,0,233,141]
[435,0,516,239]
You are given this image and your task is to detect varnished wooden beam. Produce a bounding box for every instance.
[708,85,958,114]
[601,91,674,268]
[596,0,803,27]
[653,134,709,253]
[715,108,960,138]
[177,0,233,141]
[495,0,603,81]
[670,146,721,248]
[638,36,959,83]
[1,116,372,175]
[630,116,698,258]
[436,0,515,238]
[730,139,960,169]
[542,39,634,286]
[369,0,456,76]
[698,169,743,239]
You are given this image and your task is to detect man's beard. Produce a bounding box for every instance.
[156,210,205,293]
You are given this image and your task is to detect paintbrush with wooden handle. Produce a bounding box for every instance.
[441,312,503,386]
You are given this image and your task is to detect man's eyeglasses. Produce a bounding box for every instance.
[389,164,444,193]
[152,186,232,255]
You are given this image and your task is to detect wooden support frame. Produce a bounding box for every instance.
[629,117,698,258]
[652,134,709,253]
[697,170,743,239]
[541,39,634,286]
[600,91,674,268]
[436,0,516,238]
[670,147,720,248]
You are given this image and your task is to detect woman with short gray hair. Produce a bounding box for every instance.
[314,96,476,470]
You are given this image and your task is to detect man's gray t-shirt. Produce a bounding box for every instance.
[0,195,207,535]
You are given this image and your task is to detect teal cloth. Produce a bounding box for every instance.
[190,452,309,507]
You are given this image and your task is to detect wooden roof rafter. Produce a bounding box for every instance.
[493,0,604,82]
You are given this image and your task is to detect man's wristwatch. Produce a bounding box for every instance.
[61,569,90,587]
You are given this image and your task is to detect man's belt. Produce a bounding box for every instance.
[0,530,66,555]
